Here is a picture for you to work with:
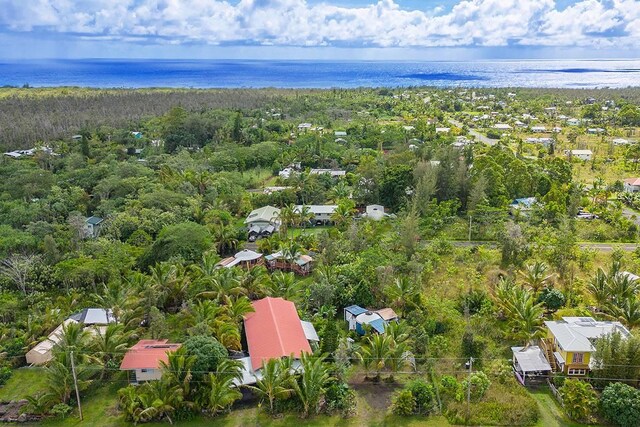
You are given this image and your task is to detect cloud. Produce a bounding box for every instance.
[0,0,639,49]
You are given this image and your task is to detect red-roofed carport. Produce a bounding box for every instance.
[244,297,312,370]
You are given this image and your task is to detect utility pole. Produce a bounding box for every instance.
[70,351,83,420]
[466,356,474,424]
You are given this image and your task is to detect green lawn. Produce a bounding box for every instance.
[0,367,48,401]
[530,390,592,427]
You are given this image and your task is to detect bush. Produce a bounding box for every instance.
[182,335,227,380]
[324,382,356,418]
[600,382,640,427]
[0,365,12,386]
[440,375,461,402]
[559,379,597,423]
[461,330,484,360]
[50,403,72,419]
[391,389,416,416]
[461,371,491,402]
[407,379,435,415]
[537,287,565,311]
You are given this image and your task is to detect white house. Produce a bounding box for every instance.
[531,126,547,133]
[297,123,312,131]
[493,123,512,130]
[294,205,337,225]
[245,206,281,229]
[568,150,593,161]
[624,178,640,193]
[613,138,631,146]
[309,169,346,178]
[435,127,450,134]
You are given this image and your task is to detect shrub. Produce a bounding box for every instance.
[391,389,416,416]
[182,335,227,380]
[324,382,356,418]
[440,375,461,402]
[50,403,72,419]
[461,371,491,402]
[0,365,12,386]
[537,287,565,311]
[558,379,597,423]
[600,382,640,427]
[461,330,484,359]
[407,379,435,415]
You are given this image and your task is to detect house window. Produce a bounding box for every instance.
[140,369,148,373]
[572,353,584,364]
[568,368,586,376]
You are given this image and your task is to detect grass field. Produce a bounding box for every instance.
[0,368,49,401]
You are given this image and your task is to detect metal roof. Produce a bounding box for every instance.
[120,340,181,370]
[68,308,115,325]
[369,318,387,334]
[545,317,631,352]
[244,297,311,370]
[86,216,104,225]
[511,346,552,373]
[300,320,319,342]
[245,206,280,224]
[344,305,367,316]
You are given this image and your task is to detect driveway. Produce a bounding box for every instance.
[448,118,498,146]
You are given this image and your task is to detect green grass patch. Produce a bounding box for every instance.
[530,390,591,427]
[0,367,48,401]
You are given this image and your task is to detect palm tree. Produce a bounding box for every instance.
[384,277,419,315]
[330,201,356,229]
[277,204,298,237]
[210,224,238,256]
[588,268,609,311]
[136,379,185,424]
[519,261,552,294]
[197,268,244,302]
[53,321,94,365]
[329,182,352,202]
[91,323,130,379]
[160,349,195,398]
[267,271,303,301]
[200,359,243,415]
[291,353,331,417]
[223,295,255,326]
[612,297,640,329]
[93,281,131,323]
[296,205,314,231]
[248,358,293,414]
[357,334,392,382]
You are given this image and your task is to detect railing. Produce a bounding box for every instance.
[548,379,564,407]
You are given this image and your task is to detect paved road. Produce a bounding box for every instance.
[621,207,640,227]
[448,118,498,146]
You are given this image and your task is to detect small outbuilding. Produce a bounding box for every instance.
[216,250,264,269]
[120,340,181,383]
[511,346,552,385]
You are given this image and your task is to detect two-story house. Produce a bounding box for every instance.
[541,317,631,376]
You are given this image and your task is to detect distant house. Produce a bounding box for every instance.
[131,131,143,139]
[245,206,280,230]
[343,305,398,335]
[552,127,562,133]
[265,251,313,275]
[84,216,104,239]
[493,123,512,130]
[120,340,181,383]
[26,308,115,365]
[297,123,312,132]
[309,169,346,178]
[624,178,640,193]
[540,317,631,376]
[3,147,56,159]
[531,126,546,133]
[216,250,264,269]
[566,118,581,126]
[237,297,317,385]
[587,128,605,135]
[72,135,83,141]
[294,205,337,225]
[362,204,392,221]
[435,127,450,134]
[334,131,347,137]
[510,197,537,213]
[613,138,630,146]
[511,346,552,385]
[567,149,593,161]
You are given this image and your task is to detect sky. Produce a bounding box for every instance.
[0,0,639,60]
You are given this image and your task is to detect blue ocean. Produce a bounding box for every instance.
[1,59,639,89]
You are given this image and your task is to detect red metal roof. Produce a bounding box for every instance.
[119,339,181,370]
[244,297,311,370]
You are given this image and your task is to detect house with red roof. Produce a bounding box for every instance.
[624,178,640,193]
[236,297,317,386]
[120,339,181,383]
